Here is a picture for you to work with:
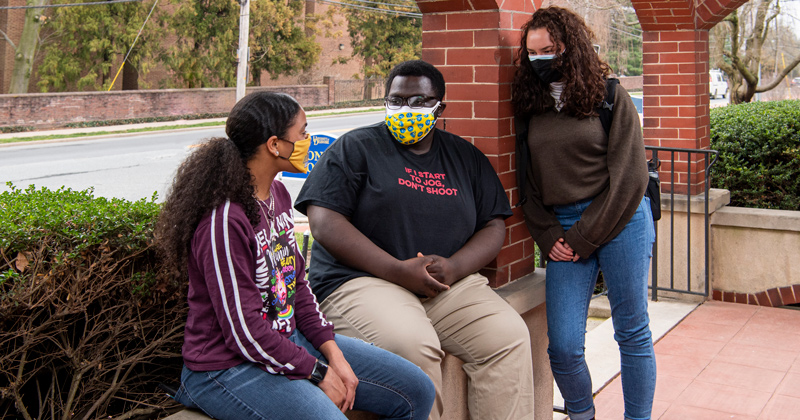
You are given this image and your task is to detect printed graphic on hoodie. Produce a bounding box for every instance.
[254,210,297,333]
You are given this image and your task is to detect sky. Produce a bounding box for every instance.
[782,1,800,32]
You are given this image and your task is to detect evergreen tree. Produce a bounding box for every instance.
[340,0,421,78]
[163,0,320,88]
[36,0,162,92]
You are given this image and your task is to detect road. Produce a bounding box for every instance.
[0,99,729,207]
[710,95,730,108]
[628,94,729,112]
[0,112,384,207]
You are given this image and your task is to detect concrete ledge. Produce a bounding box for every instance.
[712,206,800,232]
[495,270,546,315]
[711,205,800,294]
[660,188,730,214]
[162,409,207,420]
[164,271,549,420]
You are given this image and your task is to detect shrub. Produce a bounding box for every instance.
[62,113,228,128]
[710,99,800,210]
[0,126,35,134]
[0,184,185,419]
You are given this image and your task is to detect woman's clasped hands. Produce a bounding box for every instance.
[549,238,580,262]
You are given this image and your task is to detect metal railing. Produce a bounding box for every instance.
[646,146,718,301]
[533,147,719,302]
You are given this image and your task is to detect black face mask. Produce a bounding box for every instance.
[529,58,563,84]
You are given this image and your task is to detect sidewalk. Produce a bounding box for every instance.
[577,300,800,419]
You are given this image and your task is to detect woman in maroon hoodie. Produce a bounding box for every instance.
[156,91,434,420]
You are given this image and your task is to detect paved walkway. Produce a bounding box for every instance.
[586,300,800,419]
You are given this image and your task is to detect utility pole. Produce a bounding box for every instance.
[236,0,250,102]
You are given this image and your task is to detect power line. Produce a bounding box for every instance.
[107,0,159,91]
[319,0,420,17]
[346,0,417,9]
[317,0,421,18]
[610,21,642,33]
[0,0,142,10]
[607,23,643,39]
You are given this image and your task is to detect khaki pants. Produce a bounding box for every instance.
[320,273,534,420]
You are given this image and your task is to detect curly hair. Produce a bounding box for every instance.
[511,6,611,120]
[385,60,446,101]
[155,92,302,277]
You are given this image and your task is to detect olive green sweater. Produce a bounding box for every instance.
[521,84,647,259]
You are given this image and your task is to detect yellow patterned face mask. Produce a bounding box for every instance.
[278,132,311,173]
[385,103,440,145]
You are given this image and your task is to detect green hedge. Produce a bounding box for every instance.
[710,100,800,210]
[0,125,35,134]
[62,113,229,128]
[0,185,185,419]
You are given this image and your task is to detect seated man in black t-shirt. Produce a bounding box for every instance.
[294,60,534,420]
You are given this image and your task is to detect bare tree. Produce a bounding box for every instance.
[714,0,800,103]
[7,0,49,94]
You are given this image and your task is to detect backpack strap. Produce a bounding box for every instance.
[598,77,619,137]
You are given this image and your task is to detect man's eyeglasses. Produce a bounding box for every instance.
[385,95,439,110]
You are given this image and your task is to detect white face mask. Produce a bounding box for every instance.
[528,53,557,61]
[384,103,440,145]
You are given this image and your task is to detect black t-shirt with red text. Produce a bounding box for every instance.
[295,122,512,302]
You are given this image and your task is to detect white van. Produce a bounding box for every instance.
[710,70,728,99]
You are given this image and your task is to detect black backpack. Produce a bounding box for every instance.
[514,78,661,221]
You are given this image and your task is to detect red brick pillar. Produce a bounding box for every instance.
[417,0,541,286]
[631,0,747,195]
[642,30,710,195]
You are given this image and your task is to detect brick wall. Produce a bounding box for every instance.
[0,85,330,129]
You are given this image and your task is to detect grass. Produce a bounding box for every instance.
[295,231,313,248]
[0,107,383,145]
[295,231,314,266]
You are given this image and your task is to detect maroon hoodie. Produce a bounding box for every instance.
[182,180,334,379]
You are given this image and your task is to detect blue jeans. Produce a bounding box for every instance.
[546,197,656,420]
[174,331,435,420]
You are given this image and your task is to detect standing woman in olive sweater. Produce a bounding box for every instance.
[155,91,434,420]
[511,7,656,420]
